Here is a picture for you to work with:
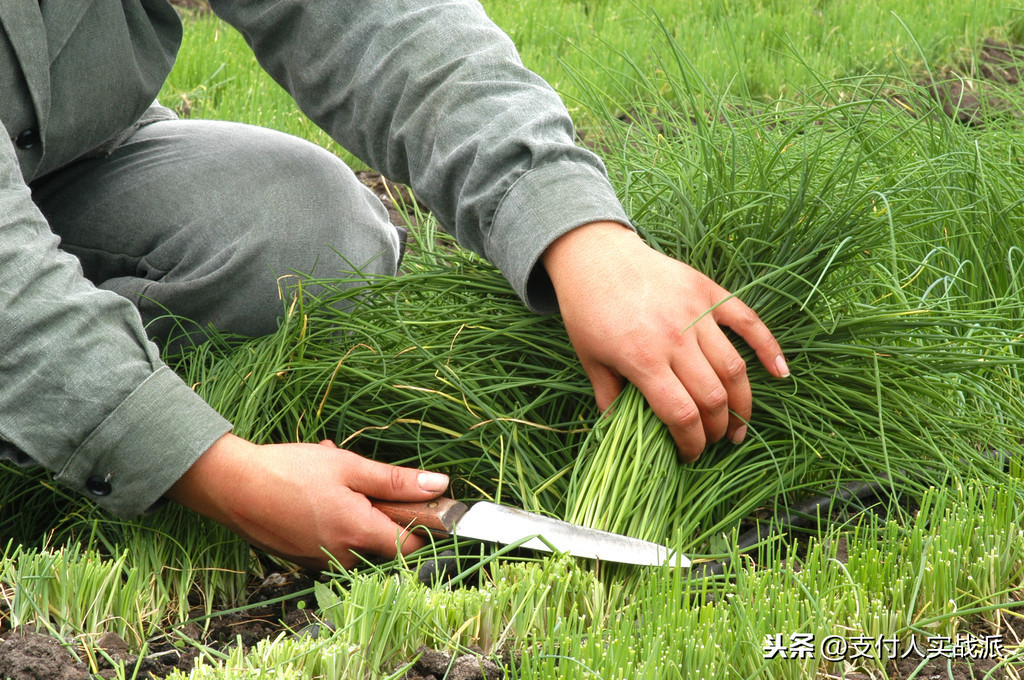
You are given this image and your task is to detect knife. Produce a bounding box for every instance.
[372,497,688,568]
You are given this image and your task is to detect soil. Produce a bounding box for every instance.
[0,632,90,680]
[0,565,519,680]
[911,39,1024,126]
[885,616,1024,679]
[400,646,520,680]
[0,567,322,679]
[354,169,426,230]
[890,656,1005,680]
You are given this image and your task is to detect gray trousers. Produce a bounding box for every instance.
[30,119,404,348]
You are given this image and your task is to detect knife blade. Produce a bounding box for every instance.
[372,497,688,568]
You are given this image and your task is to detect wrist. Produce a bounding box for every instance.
[165,432,254,523]
[541,221,640,290]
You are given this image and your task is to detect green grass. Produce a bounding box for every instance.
[2,2,1024,677]
[160,17,356,167]
[160,2,1024,139]
[490,0,1024,117]
[7,481,1023,678]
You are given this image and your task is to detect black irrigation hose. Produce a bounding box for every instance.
[688,476,890,581]
[686,448,1017,583]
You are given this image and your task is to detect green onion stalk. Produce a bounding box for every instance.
[563,64,1024,553]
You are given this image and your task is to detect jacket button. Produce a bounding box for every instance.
[85,476,112,496]
[15,128,39,149]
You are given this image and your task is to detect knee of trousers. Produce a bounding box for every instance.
[243,157,403,315]
[142,146,404,344]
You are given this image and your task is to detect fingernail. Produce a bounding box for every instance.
[730,424,747,444]
[418,472,449,493]
[775,355,790,378]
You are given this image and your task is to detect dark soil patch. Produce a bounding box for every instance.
[887,617,1024,680]
[0,567,321,679]
[890,655,1007,680]
[0,632,90,680]
[355,170,426,230]
[917,39,1024,125]
[401,646,519,680]
[882,602,1024,678]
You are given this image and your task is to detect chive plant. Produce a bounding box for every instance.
[149,481,1023,679]
[561,28,1024,558]
[162,51,1024,571]
[0,543,157,644]
[167,260,595,517]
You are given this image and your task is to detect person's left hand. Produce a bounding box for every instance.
[542,221,789,462]
[166,434,448,570]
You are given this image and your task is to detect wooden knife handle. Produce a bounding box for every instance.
[371,497,469,536]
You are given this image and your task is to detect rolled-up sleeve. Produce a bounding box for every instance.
[0,132,231,516]
[210,0,631,313]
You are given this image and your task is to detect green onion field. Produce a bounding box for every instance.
[3,1,1024,678]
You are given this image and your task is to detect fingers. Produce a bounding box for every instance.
[349,461,448,559]
[349,456,450,501]
[585,361,626,413]
[318,439,449,501]
[311,440,445,565]
[308,494,432,569]
[658,294,783,459]
[629,365,706,462]
[696,327,752,444]
[714,296,789,379]
[357,501,432,561]
[619,306,763,461]
[593,341,738,462]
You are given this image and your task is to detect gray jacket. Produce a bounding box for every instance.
[0,0,629,515]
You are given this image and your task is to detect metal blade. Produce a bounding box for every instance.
[452,502,689,568]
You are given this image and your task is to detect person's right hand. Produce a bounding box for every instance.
[165,433,449,569]
[542,222,789,462]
